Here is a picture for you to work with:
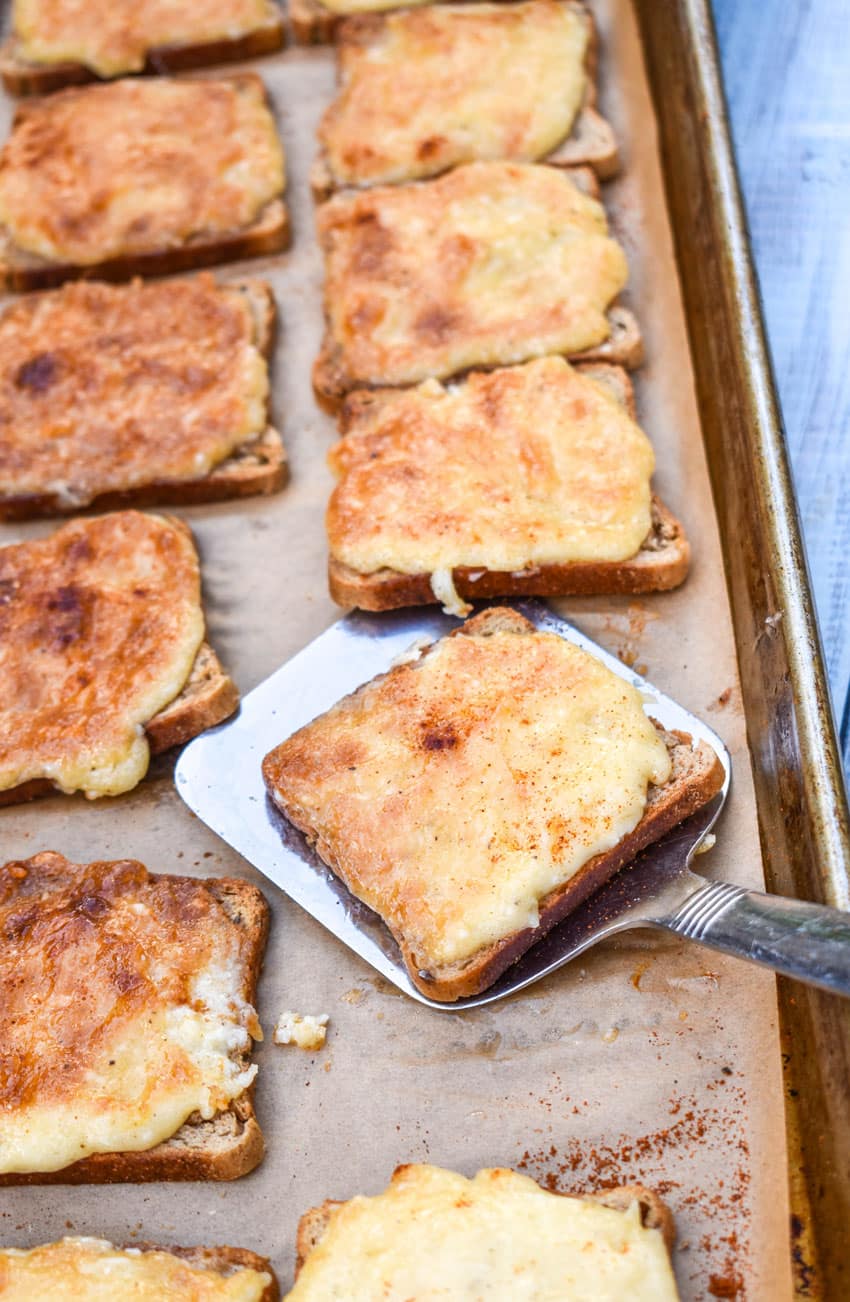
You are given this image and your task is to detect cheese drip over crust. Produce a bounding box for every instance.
[0,77,284,264]
[0,854,263,1176]
[0,277,269,507]
[317,161,627,389]
[0,1239,271,1300]
[263,622,671,968]
[289,1165,679,1300]
[328,357,654,574]
[13,0,280,76]
[0,512,204,798]
[320,1,588,187]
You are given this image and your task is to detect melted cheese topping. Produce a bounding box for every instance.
[289,1165,679,1300]
[0,512,204,799]
[328,358,654,575]
[263,619,671,968]
[0,853,262,1176]
[13,0,279,76]
[0,277,269,507]
[0,1239,270,1300]
[0,78,284,265]
[318,162,627,390]
[320,2,587,187]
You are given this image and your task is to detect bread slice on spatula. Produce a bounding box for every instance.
[263,607,724,1002]
[312,0,618,196]
[0,74,288,291]
[0,276,285,520]
[327,357,689,611]
[0,852,269,1184]
[290,1164,678,1298]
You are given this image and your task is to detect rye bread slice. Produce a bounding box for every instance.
[310,1,618,198]
[0,75,289,292]
[0,279,287,521]
[312,166,641,411]
[327,362,689,609]
[294,1169,675,1274]
[0,9,285,96]
[0,865,269,1185]
[263,607,725,1001]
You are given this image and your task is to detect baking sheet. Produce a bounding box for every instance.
[0,2,792,1297]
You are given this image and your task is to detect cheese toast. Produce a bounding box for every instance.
[0,1239,279,1299]
[0,276,286,520]
[1,1,285,95]
[327,359,689,611]
[291,0,535,45]
[0,512,238,806]
[0,75,288,292]
[0,852,269,1184]
[313,162,641,408]
[290,1165,678,1298]
[262,608,725,1001]
[313,1,618,196]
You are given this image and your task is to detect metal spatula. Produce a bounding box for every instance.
[176,601,850,1008]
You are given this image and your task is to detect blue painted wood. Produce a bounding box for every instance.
[713,0,850,775]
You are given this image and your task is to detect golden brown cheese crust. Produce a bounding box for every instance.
[327,357,655,576]
[0,76,284,265]
[319,1,588,188]
[262,611,671,973]
[0,855,242,1113]
[0,852,266,1176]
[0,512,204,798]
[13,0,281,77]
[314,162,627,397]
[0,277,269,508]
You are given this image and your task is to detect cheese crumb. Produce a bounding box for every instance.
[274,1012,329,1051]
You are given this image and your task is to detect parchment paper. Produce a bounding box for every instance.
[0,3,792,1297]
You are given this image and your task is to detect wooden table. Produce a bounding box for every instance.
[713,1,850,775]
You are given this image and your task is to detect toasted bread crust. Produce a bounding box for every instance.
[310,1,617,197]
[0,278,286,520]
[0,873,269,1185]
[328,497,690,609]
[266,608,724,1001]
[0,428,288,521]
[294,1172,674,1275]
[0,199,290,293]
[0,18,285,96]
[0,639,238,808]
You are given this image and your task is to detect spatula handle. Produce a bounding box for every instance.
[661,881,850,996]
